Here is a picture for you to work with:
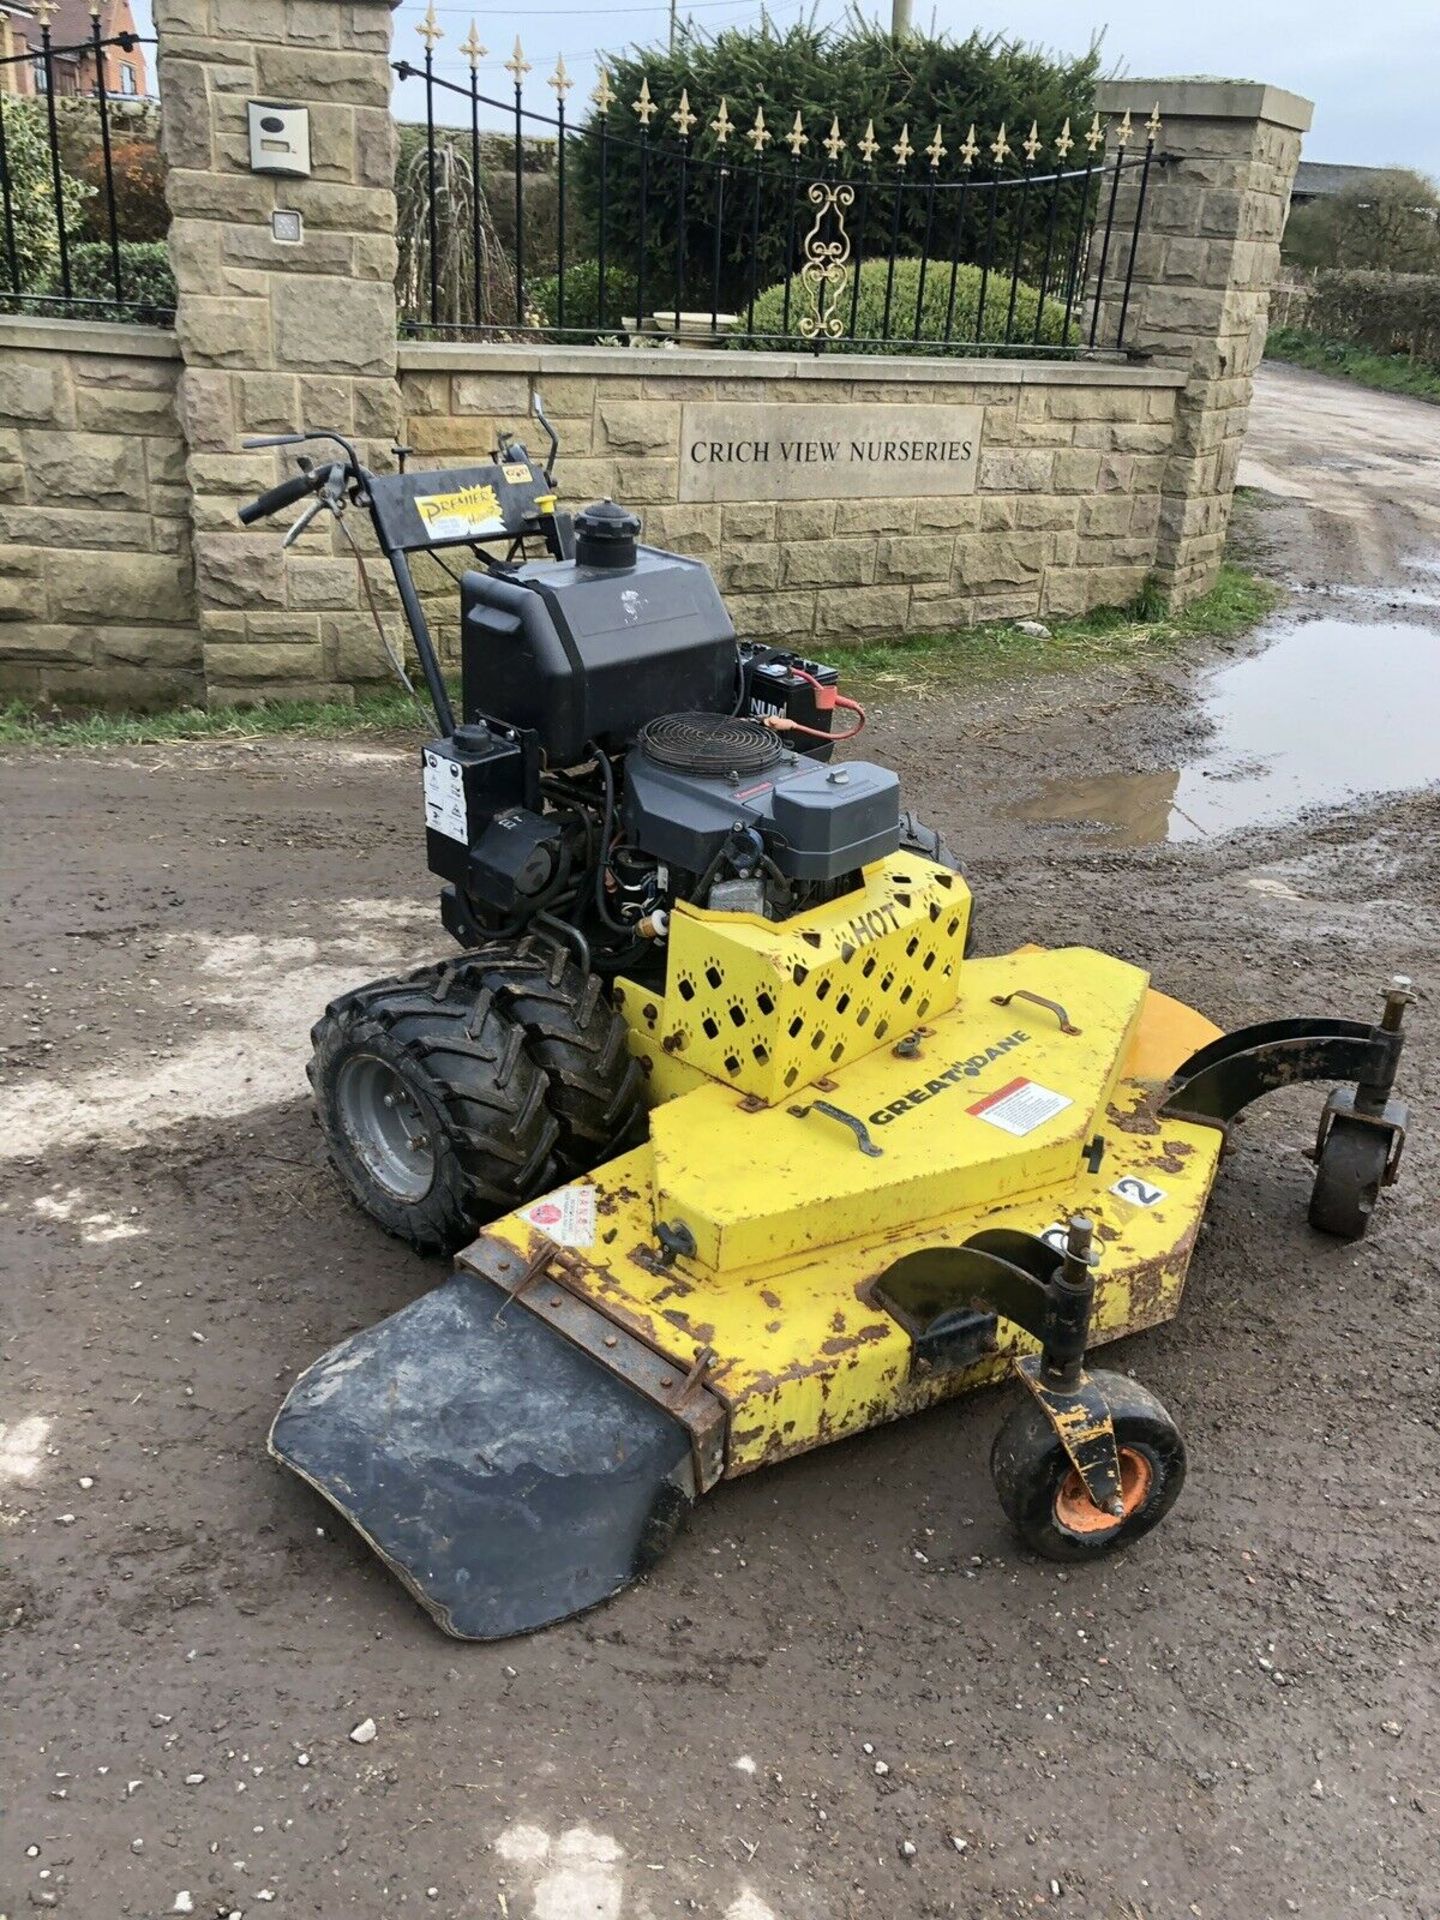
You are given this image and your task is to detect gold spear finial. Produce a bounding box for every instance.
[549,54,573,99]
[822,116,846,162]
[711,97,734,144]
[784,111,808,158]
[892,123,913,167]
[990,122,1011,165]
[592,67,616,115]
[925,122,946,169]
[1145,101,1163,144]
[958,122,979,167]
[1114,108,1133,147]
[416,1,442,52]
[747,105,772,153]
[672,88,698,137]
[857,119,880,163]
[1084,112,1104,154]
[459,21,487,69]
[1023,120,1042,164]
[34,0,57,24]
[632,76,657,126]
[504,37,531,83]
[1053,116,1074,161]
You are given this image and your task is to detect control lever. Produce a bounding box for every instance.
[281,462,346,548]
[531,390,560,484]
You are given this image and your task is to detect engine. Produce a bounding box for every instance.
[422,498,901,973]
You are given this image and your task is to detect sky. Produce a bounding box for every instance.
[383,0,1440,176]
[128,1,1437,177]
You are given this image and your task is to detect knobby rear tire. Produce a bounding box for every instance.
[898,809,976,957]
[309,962,558,1255]
[465,935,647,1178]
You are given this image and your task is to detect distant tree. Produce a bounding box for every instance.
[1285,168,1440,273]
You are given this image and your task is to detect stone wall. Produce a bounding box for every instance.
[154,0,401,705]
[399,346,1185,649]
[0,316,200,707]
[0,40,1310,709]
[1092,81,1313,601]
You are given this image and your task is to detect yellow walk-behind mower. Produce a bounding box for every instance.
[240,410,1414,1641]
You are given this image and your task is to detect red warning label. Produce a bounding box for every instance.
[966,1077,1073,1137]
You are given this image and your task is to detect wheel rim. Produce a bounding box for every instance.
[335,1053,436,1202]
[1053,1447,1154,1538]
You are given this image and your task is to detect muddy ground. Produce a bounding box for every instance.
[3,364,1438,1920]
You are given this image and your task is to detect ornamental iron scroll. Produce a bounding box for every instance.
[797,179,855,341]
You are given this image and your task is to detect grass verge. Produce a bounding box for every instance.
[1265,327,1440,405]
[0,683,437,749]
[840,563,1281,691]
[0,565,1280,748]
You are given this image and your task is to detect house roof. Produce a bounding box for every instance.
[1293,161,1392,199]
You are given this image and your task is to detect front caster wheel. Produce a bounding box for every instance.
[990,1370,1186,1563]
[1308,1118,1392,1241]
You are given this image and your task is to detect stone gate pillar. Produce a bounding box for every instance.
[1092,79,1311,606]
[155,0,401,703]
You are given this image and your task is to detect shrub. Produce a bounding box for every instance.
[0,98,90,289]
[47,239,175,321]
[1306,268,1440,365]
[73,136,168,244]
[526,257,640,341]
[737,254,1068,354]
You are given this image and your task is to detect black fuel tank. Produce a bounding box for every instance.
[459,517,736,766]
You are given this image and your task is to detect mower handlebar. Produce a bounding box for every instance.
[237,468,321,526]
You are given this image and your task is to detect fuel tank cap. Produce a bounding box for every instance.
[574,497,641,569]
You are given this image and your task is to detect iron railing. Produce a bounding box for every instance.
[396,14,1161,356]
[0,20,168,323]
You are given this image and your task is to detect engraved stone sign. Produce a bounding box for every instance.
[678,402,982,502]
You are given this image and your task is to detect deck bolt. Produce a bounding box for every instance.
[603,1335,618,1348]
[1382,975,1413,1031]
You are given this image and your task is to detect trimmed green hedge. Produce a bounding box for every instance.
[1304,268,1440,367]
[735,254,1069,354]
[567,20,1098,309]
[46,239,175,322]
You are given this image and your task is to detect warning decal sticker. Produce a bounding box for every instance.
[967,1077,1073,1137]
[520,1185,598,1249]
[413,481,506,541]
[422,749,468,845]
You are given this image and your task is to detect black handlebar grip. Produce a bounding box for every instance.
[237,469,317,526]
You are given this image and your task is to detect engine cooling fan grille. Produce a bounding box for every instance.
[638,711,784,778]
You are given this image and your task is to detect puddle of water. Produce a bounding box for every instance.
[1018,619,1440,846]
